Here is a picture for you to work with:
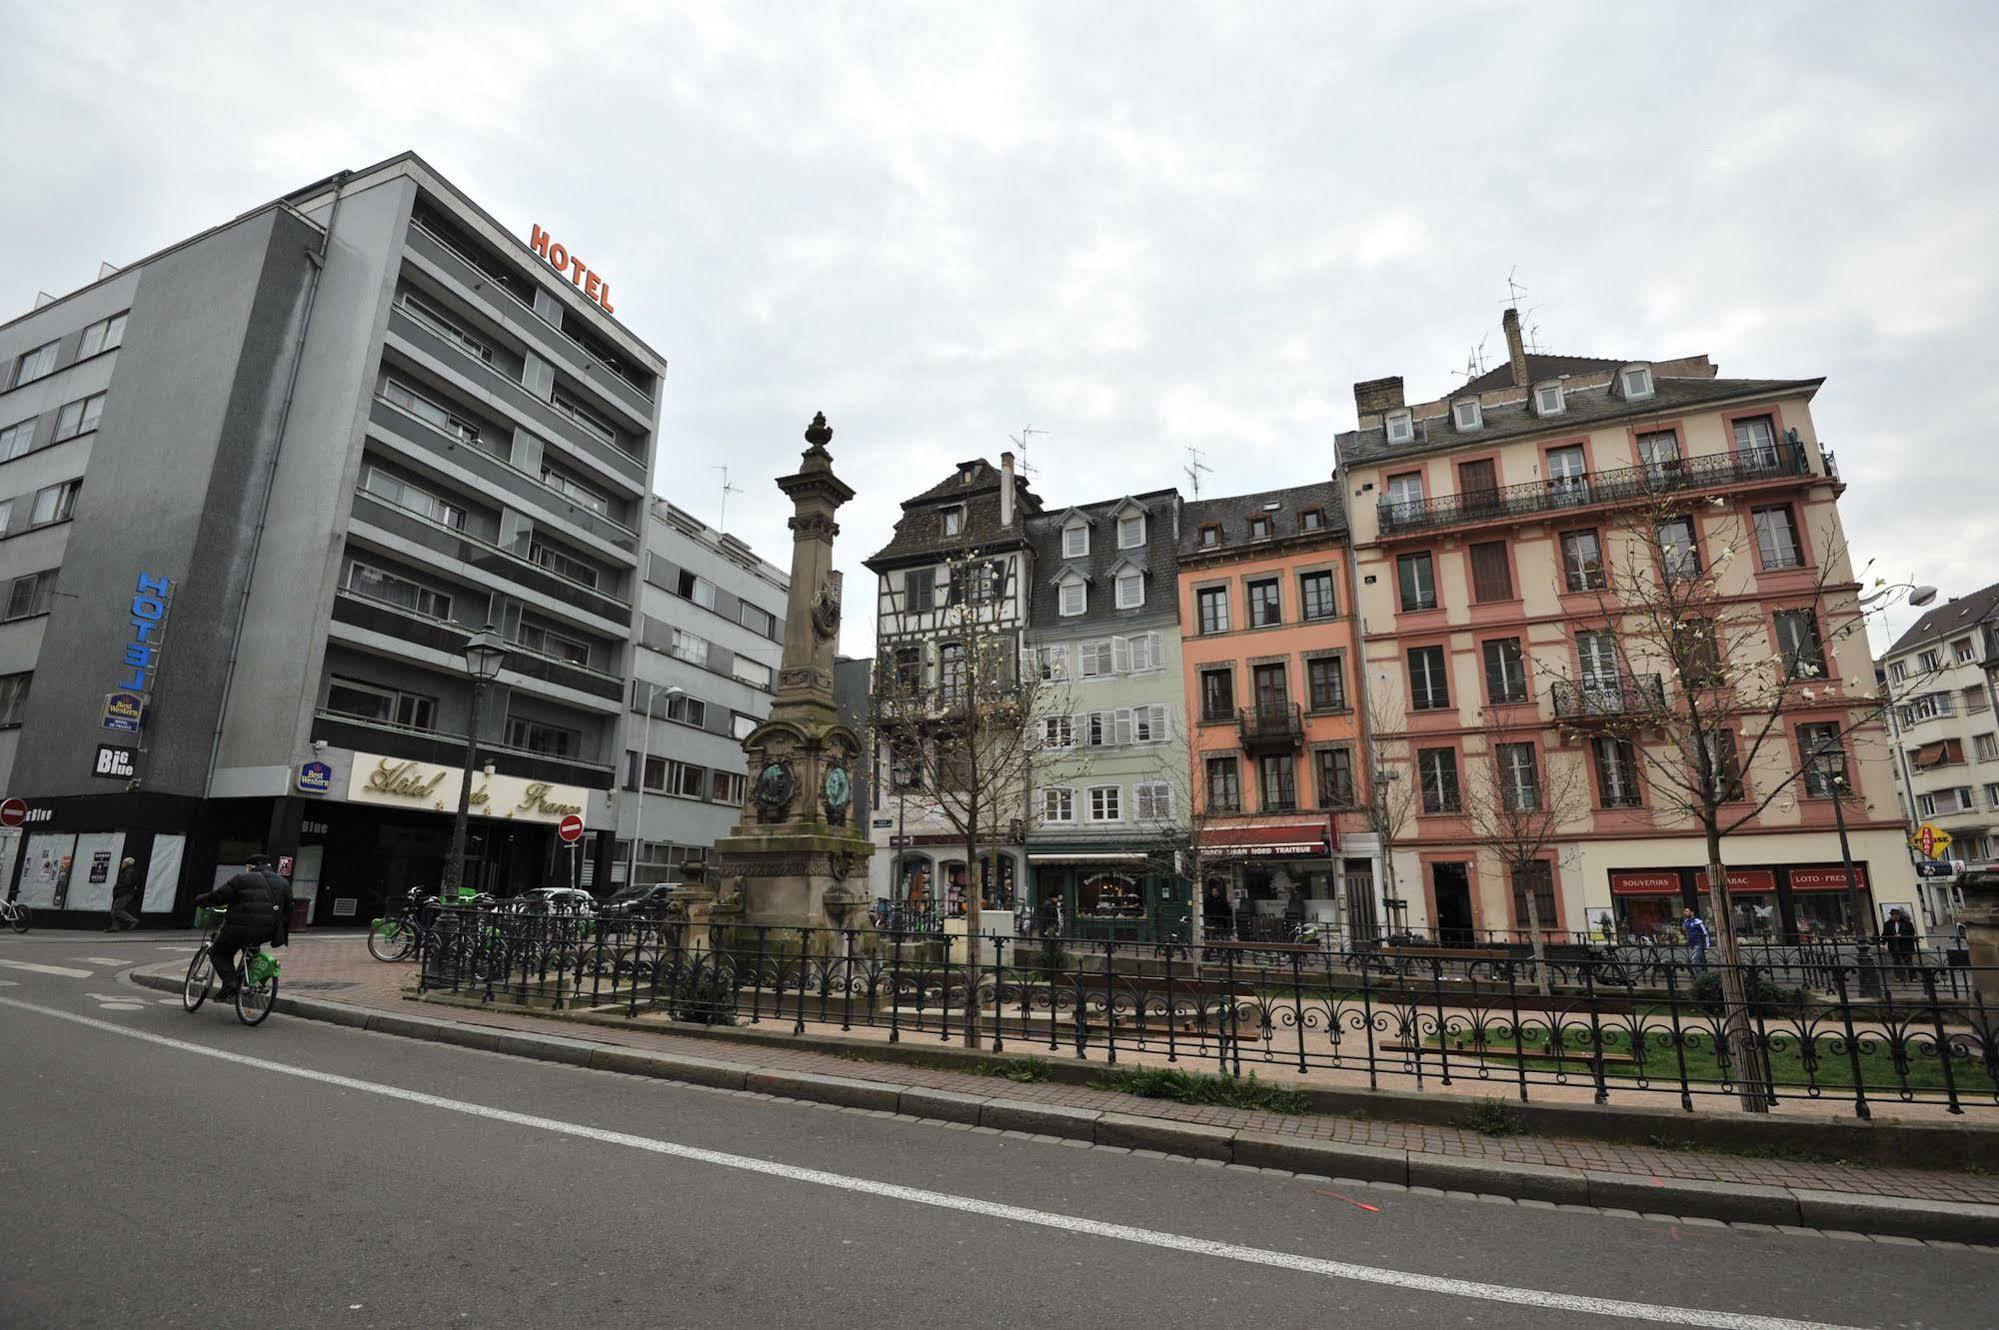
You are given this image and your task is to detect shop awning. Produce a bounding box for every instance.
[1694,868,1778,893]
[1609,871,1682,896]
[1028,852,1148,865]
[1787,865,1871,892]
[1204,823,1335,856]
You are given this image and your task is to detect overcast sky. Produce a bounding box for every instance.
[4,2,1993,655]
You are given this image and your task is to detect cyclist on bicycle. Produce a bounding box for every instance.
[193,854,288,999]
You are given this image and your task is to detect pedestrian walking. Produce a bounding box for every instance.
[1881,907,1918,982]
[1682,906,1712,974]
[107,857,141,931]
[1203,882,1234,942]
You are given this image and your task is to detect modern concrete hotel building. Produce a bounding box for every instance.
[0,152,666,924]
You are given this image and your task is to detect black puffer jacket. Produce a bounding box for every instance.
[196,871,286,938]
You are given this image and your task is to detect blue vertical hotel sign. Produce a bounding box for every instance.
[103,571,172,734]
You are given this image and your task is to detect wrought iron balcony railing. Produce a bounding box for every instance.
[1550,674,1667,721]
[1238,703,1304,750]
[1377,440,1814,536]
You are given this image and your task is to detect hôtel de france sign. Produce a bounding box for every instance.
[528,224,615,315]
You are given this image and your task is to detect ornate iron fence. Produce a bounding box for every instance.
[412,909,1999,1118]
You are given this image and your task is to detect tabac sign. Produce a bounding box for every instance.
[528,225,615,314]
[346,753,588,826]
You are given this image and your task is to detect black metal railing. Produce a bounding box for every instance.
[1377,441,1814,536]
[1550,674,1666,720]
[1237,703,1304,749]
[413,909,1999,1118]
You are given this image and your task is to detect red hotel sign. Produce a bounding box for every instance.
[529,225,615,314]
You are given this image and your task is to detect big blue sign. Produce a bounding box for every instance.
[105,572,172,734]
[297,760,333,795]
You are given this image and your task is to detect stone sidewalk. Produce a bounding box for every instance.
[144,934,1999,1220]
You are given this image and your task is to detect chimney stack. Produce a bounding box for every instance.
[1352,376,1405,418]
[999,451,1016,528]
[1502,308,1530,389]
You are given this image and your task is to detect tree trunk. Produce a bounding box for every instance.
[1704,826,1769,1114]
[1523,877,1552,998]
[962,807,982,1050]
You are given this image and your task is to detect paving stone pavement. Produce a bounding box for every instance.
[210,933,1999,1206]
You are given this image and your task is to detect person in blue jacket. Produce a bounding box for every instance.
[1682,906,1712,973]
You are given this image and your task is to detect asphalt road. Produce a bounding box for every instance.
[0,931,1990,1330]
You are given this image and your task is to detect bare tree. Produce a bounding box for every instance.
[1363,686,1420,941]
[1556,482,1937,1110]
[1462,713,1593,995]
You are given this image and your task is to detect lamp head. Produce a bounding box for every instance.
[463,624,507,681]
[1908,585,1939,608]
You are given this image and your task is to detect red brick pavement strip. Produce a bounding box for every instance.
[173,937,1999,1207]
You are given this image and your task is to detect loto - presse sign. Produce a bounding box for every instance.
[345,752,587,826]
[528,225,615,314]
[104,571,173,734]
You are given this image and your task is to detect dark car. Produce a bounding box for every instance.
[507,887,597,916]
[598,883,677,919]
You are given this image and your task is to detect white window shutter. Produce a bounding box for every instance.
[1019,647,1036,681]
[1147,632,1162,669]
[1112,637,1131,674]
[1115,708,1134,746]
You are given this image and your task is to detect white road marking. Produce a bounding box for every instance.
[0,996,1873,1330]
[79,956,129,965]
[96,1001,144,1011]
[0,959,92,978]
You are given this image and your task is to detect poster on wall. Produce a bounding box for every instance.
[65,833,127,913]
[18,833,78,910]
[142,834,185,913]
[0,828,21,903]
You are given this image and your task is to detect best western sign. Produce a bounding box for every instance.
[345,753,588,826]
[528,225,615,314]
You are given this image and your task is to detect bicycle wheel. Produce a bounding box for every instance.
[368,919,414,962]
[236,965,277,1026]
[8,903,29,933]
[183,945,215,1011]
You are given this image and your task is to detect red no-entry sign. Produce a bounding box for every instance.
[558,813,585,844]
[0,798,26,828]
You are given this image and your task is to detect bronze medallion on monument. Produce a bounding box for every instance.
[810,586,842,640]
[822,761,853,826]
[752,759,795,822]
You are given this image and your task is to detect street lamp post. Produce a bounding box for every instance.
[625,681,684,890]
[443,624,508,902]
[1814,736,1882,999]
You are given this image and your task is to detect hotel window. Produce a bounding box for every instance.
[732,711,757,741]
[1115,569,1145,609]
[1408,645,1450,711]
[4,569,57,621]
[940,505,964,538]
[363,467,467,530]
[0,672,31,726]
[1248,515,1271,540]
[0,418,33,460]
[1773,609,1825,679]
[550,388,615,444]
[667,628,710,667]
[13,341,58,387]
[1468,541,1512,603]
[1199,668,1235,721]
[0,499,11,532]
[1733,415,1780,468]
[1385,409,1414,444]
[1560,530,1605,592]
[1752,505,1804,569]
[507,715,582,759]
[661,760,705,798]
[904,569,935,613]
[1062,521,1089,557]
[1196,586,1230,634]
[1592,737,1642,807]
[1134,782,1172,822]
[78,312,128,358]
[1299,569,1336,620]
[540,462,610,515]
[1258,754,1297,811]
[1657,517,1700,582]
[1206,756,1241,811]
[1118,513,1146,548]
[1418,748,1461,813]
[29,479,80,527]
[327,677,437,732]
[1798,723,1844,796]
[1042,787,1075,823]
[346,561,453,622]
[400,292,494,362]
[660,691,707,727]
[1088,785,1122,822]
[1247,577,1281,627]
[712,771,746,806]
[1059,578,1086,617]
[1396,551,1437,611]
[382,377,482,446]
[1315,746,1356,808]
[52,392,106,441]
[528,540,598,591]
[1483,637,1527,704]
[1497,742,1540,811]
[1976,734,1999,762]
[739,602,776,637]
[514,620,590,666]
[731,656,773,690]
[1306,655,1346,711]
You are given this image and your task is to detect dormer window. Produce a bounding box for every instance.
[1062,521,1089,558]
[1452,398,1482,431]
[1300,508,1325,532]
[1118,513,1146,549]
[1385,409,1415,444]
[1534,381,1566,417]
[1620,364,1654,400]
[1058,576,1086,617]
[941,505,965,537]
[1198,523,1222,548]
[1248,515,1271,540]
[1115,569,1145,609]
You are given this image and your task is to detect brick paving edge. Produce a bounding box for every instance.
[128,969,1999,1244]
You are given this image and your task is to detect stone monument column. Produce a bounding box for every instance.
[710,414,875,955]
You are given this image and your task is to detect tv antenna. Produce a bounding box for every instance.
[1503,265,1528,308]
[1184,444,1213,499]
[1009,426,1048,478]
[1452,333,1490,382]
[713,465,743,533]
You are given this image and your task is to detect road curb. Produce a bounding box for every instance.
[126,968,1999,1243]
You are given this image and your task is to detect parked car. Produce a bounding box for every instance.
[597,883,677,920]
[507,887,597,916]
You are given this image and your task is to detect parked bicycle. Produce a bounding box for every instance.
[0,895,29,933]
[182,909,280,1026]
[368,888,439,962]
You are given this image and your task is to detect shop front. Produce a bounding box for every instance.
[1203,822,1340,942]
[1028,850,1187,944]
[1608,863,1878,941]
[887,840,1022,925]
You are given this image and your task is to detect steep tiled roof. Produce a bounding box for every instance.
[1458,353,1631,395]
[865,460,1044,567]
[1884,581,1999,659]
[1177,480,1345,557]
[1025,490,1181,628]
[1335,375,1823,466]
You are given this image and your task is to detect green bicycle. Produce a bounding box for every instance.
[182,911,280,1026]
